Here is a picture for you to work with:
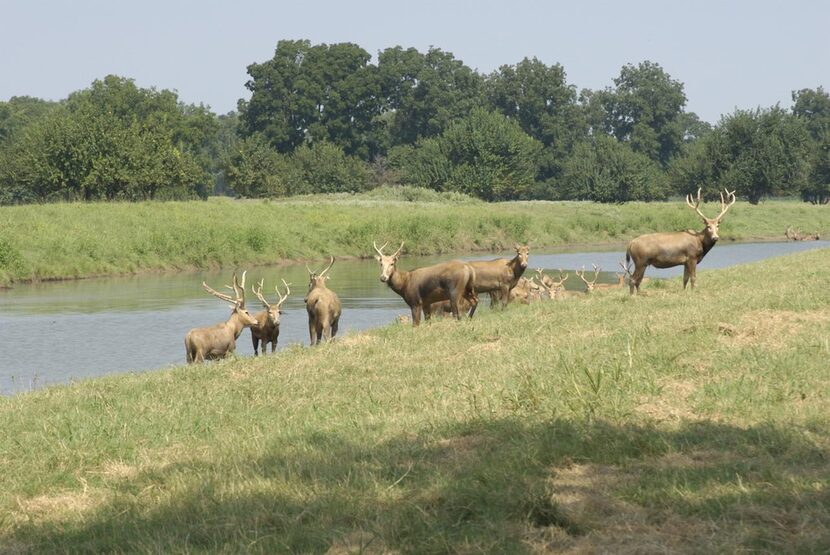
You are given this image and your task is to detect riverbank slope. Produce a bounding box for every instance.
[2,192,827,286]
[1,248,828,552]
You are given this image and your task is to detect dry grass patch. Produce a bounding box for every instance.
[10,489,107,527]
[635,380,700,422]
[722,309,830,351]
[528,462,716,554]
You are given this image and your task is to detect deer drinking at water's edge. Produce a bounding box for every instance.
[305,256,342,346]
[250,278,291,355]
[626,188,736,294]
[185,272,259,363]
[374,241,478,326]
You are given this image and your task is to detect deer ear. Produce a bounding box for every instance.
[375,255,381,262]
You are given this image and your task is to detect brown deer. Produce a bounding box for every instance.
[304,256,342,346]
[786,226,821,241]
[626,188,736,294]
[373,241,478,326]
[575,265,601,293]
[185,271,259,363]
[508,276,544,304]
[470,244,530,308]
[591,261,628,291]
[250,278,291,355]
[536,268,573,299]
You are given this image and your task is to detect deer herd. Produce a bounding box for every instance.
[182,187,765,362]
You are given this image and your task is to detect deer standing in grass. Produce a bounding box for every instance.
[469,245,530,308]
[250,278,291,355]
[185,272,259,363]
[374,241,478,326]
[305,256,342,346]
[626,188,737,294]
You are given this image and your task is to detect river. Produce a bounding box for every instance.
[1,240,827,394]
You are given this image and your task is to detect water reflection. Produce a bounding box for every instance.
[1,241,827,394]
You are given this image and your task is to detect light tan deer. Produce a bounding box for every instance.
[185,271,259,363]
[591,261,628,291]
[626,188,736,294]
[575,265,601,293]
[250,278,291,355]
[536,268,577,299]
[305,256,342,346]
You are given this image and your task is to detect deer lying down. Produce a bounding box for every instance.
[185,272,259,363]
[305,256,342,346]
[250,278,291,355]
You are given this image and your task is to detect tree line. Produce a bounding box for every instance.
[1,39,828,204]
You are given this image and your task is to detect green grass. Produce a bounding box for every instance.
[1,248,828,552]
[2,191,828,286]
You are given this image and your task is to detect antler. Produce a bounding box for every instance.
[685,188,707,220]
[203,271,246,307]
[714,188,737,221]
[318,256,335,278]
[392,242,404,258]
[577,264,600,285]
[276,279,291,307]
[252,278,270,308]
[373,241,389,257]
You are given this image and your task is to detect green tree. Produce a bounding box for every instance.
[586,61,690,167]
[285,142,370,195]
[792,87,830,203]
[223,134,291,198]
[485,57,586,185]
[560,135,668,202]
[391,109,541,201]
[719,107,810,204]
[240,40,382,159]
[378,46,483,147]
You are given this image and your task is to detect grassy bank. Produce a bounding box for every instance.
[1,190,828,285]
[1,248,828,552]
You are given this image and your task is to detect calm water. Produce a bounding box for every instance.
[1,240,828,394]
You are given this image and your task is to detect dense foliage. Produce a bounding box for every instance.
[1,42,828,204]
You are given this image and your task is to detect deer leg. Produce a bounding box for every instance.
[499,285,509,309]
[685,261,697,290]
[411,304,422,327]
[309,321,318,346]
[252,334,259,356]
[331,319,339,339]
[630,265,647,295]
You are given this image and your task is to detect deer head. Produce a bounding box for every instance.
[252,278,291,326]
[202,271,259,327]
[306,257,335,292]
[686,188,737,242]
[514,244,530,269]
[373,241,404,283]
[576,265,601,293]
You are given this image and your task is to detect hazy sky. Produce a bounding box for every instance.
[2,0,827,123]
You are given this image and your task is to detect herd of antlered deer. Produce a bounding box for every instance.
[186,188,749,362]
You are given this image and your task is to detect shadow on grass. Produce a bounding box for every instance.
[9,418,829,553]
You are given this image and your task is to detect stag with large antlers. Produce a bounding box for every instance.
[374,241,478,326]
[626,188,737,294]
[470,244,530,308]
[185,271,259,363]
[575,265,601,293]
[250,278,291,355]
[305,256,342,346]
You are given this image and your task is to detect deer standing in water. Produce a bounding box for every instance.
[250,278,291,355]
[626,188,737,294]
[305,256,342,346]
[185,272,259,363]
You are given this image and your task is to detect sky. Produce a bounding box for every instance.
[2,0,827,124]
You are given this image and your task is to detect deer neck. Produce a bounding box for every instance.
[386,268,409,296]
[697,227,718,260]
[227,311,249,339]
[508,255,526,277]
